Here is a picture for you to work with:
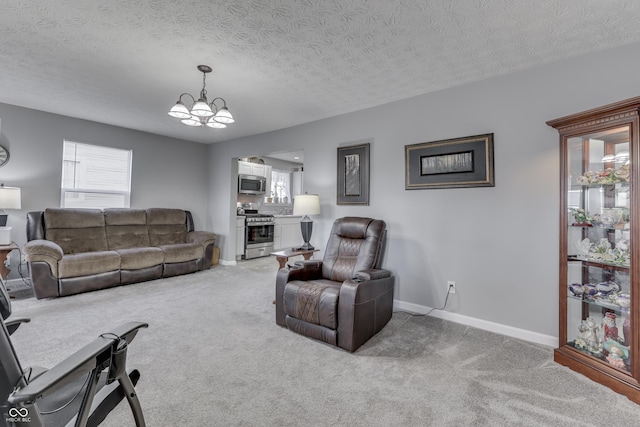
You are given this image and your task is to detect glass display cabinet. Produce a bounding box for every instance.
[548,97,640,403]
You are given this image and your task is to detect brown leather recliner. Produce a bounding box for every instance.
[275,217,395,352]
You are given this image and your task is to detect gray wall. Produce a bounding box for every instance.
[0,103,210,278]
[2,42,639,341]
[208,42,640,340]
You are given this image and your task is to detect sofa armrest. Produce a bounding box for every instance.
[275,261,324,326]
[338,272,395,352]
[353,268,392,282]
[341,271,394,305]
[24,240,64,277]
[186,231,216,248]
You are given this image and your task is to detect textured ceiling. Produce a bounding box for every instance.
[1,1,640,144]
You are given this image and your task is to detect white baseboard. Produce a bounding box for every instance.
[219,259,236,266]
[393,300,558,348]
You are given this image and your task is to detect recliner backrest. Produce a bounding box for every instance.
[146,208,188,246]
[43,208,108,254]
[322,217,386,282]
[104,208,150,250]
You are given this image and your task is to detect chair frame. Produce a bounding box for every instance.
[0,280,147,427]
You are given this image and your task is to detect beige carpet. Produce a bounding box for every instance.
[9,257,640,426]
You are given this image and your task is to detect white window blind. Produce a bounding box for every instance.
[61,141,132,208]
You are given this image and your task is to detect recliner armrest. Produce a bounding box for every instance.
[24,240,64,261]
[275,261,324,327]
[186,231,217,248]
[341,272,394,304]
[8,322,148,405]
[353,268,392,282]
[283,260,323,281]
[24,240,64,278]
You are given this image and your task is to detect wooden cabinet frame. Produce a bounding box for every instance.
[548,96,640,403]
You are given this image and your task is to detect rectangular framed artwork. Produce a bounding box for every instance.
[405,133,494,189]
[337,143,370,205]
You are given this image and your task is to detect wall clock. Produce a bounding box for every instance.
[0,146,8,167]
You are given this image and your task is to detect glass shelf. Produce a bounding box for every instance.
[567,294,630,313]
[567,256,629,269]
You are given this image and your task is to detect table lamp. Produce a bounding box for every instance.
[293,194,320,250]
[0,184,21,245]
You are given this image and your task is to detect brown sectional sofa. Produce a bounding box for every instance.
[24,208,216,299]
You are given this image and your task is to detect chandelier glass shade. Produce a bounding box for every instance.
[168,65,235,129]
[601,150,630,164]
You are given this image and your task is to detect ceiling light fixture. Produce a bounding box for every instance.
[168,65,235,129]
[601,151,630,164]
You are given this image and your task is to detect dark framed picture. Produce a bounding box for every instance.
[337,143,370,205]
[405,133,494,189]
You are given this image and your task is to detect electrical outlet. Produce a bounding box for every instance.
[447,280,456,294]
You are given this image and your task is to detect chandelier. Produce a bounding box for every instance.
[168,65,235,128]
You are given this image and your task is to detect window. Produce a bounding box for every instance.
[270,169,291,203]
[61,141,132,208]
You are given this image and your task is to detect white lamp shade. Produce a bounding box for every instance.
[615,151,630,162]
[0,186,20,209]
[181,117,204,127]
[206,118,227,128]
[213,107,235,124]
[190,101,214,117]
[293,194,320,216]
[168,102,191,119]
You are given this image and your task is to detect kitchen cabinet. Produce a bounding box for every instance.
[547,96,640,403]
[238,160,267,177]
[273,216,302,250]
[236,216,245,260]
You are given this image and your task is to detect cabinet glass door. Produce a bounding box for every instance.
[565,126,631,373]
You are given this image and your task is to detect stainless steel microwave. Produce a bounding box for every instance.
[238,174,267,195]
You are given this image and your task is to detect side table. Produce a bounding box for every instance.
[0,242,18,280]
[270,248,319,269]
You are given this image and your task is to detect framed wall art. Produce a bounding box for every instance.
[405,133,494,190]
[337,142,370,205]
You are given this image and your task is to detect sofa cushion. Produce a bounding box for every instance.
[146,208,187,246]
[58,251,120,279]
[44,208,108,254]
[117,247,164,270]
[284,279,341,329]
[104,208,151,250]
[159,243,203,263]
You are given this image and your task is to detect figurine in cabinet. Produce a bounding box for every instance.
[576,317,602,354]
[603,312,619,341]
[604,340,629,370]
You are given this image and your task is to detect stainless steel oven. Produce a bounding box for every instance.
[244,213,274,259]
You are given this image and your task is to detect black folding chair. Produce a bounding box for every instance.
[0,278,147,426]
